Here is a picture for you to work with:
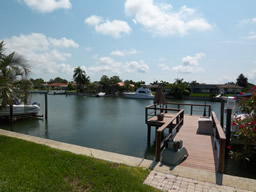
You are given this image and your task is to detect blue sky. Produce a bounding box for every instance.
[1,0,256,84]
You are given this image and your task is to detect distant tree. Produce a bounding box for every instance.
[99,75,112,92]
[73,67,90,92]
[151,80,159,85]
[67,82,74,90]
[134,80,145,90]
[236,74,248,88]
[169,78,190,99]
[48,77,68,84]
[189,80,199,87]
[30,78,45,89]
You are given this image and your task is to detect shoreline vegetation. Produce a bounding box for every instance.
[0,135,159,192]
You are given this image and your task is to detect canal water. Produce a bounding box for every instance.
[1,94,255,179]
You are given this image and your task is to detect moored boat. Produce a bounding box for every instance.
[123,87,154,99]
[0,102,40,117]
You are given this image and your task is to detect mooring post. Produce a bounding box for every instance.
[225,109,232,156]
[45,92,48,120]
[9,105,13,124]
[220,99,225,128]
[147,125,151,145]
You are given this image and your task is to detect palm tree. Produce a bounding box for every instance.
[73,66,90,92]
[0,41,30,107]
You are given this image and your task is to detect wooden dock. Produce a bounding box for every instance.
[145,103,226,173]
[175,114,218,172]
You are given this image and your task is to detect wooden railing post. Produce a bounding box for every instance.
[155,130,161,161]
[218,138,226,173]
[220,99,225,128]
[145,107,148,123]
[190,105,193,116]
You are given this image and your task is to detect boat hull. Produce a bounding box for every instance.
[0,104,40,117]
[123,93,154,100]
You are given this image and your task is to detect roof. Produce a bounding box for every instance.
[46,83,68,87]
[218,84,243,89]
[117,82,134,87]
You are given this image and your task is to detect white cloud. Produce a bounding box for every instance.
[125,60,149,73]
[85,15,132,38]
[125,0,212,36]
[238,17,256,25]
[85,15,103,25]
[48,37,79,48]
[159,64,170,71]
[172,53,205,73]
[23,0,71,13]
[87,57,149,75]
[110,49,137,57]
[244,31,256,40]
[88,57,121,74]
[247,69,256,80]
[4,33,78,76]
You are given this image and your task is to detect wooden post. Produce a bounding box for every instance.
[225,109,232,156]
[208,106,211,117]
[218,138,226,173]
[45,93,48,120]
[145,107,148,124]
[147,125,151,145]
[9,105,13,124]
[155,130,161,161]
[190,105,193,116]
[220,99,225,128]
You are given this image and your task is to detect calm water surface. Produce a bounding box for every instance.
[3,94,255,179]
[1,94,221,160]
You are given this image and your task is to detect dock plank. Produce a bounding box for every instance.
[175,114,218,172]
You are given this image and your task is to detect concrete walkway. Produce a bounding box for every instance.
[0,129,255,192]
[144,170,253,192]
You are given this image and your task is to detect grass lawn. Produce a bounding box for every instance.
[0,136,159,192]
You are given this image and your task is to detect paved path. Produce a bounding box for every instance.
[144,171,254,192]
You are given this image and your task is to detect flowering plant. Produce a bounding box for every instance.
[229,86,256,161]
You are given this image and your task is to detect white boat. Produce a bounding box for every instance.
[123,87,154,99]
[96,92,106,97]
[48,90,66,95]
[0,102,40,117]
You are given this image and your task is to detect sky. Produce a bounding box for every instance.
[1,0,256,84]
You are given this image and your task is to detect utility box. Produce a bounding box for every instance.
[197,117,213,135]
[226,97,236,110]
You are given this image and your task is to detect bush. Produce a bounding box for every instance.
[229,87,256,162]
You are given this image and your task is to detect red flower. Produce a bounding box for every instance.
[250,121,255,125]
[227,145,231,149]
[239,92,244,95]
[232,121,236,125]
[233,97,237,100]
[252,128,255,131]
[239,125,245,129]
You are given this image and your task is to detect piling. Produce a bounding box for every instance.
[225,109,232,156]
[45,93,48,120]
[9,105,13,124]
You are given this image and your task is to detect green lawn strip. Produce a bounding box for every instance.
[0,135,159,192]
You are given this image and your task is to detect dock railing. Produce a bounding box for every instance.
[155,109,184,161]
[145,103,211,122]
[145,104,180,123]
[165,102,212,116]
[211,111,226,173]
